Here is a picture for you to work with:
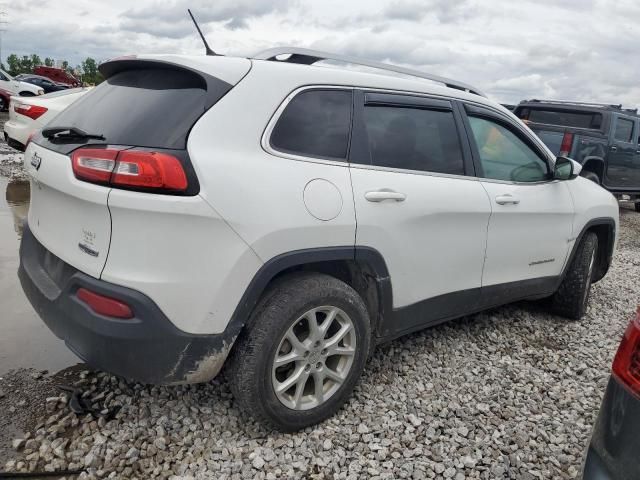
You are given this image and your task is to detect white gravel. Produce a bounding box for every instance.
[3,205,640,480]
[0,144,26,181]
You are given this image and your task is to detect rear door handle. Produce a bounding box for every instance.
[364,190,407,202]
[611,145,618,152]
[495,194,520,205]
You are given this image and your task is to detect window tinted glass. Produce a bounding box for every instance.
[270,90,352,159]
[46,68,215,149]
[517,107,602,130]
[362,106,464,175]
[614,118,634,142]
[469,116,548,182]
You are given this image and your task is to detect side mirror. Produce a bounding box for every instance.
[554,156,581,180]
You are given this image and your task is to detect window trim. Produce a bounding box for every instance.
[263,86,355,164]
[461,103,555,184]
[262,85,479,178]
[612,115,637,144]
[349,89,474,177]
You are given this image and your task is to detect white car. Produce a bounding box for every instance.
[4,88,90,150]
[0,68,44,96]
[18,49,619,431]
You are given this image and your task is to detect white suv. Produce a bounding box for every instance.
[19,48,619,431]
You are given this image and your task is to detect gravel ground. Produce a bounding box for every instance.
[1,163,639,479]
[0,112,27,181]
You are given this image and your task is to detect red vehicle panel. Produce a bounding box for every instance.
[33,66,81,87]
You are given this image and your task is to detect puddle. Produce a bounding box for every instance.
[0,175,80,375]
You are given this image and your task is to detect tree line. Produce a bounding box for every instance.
[3,54,103,85]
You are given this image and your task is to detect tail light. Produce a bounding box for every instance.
[71,147,188,193]
[14,103,48,120]
[77,288,133,319]
[612,307,640,398]
[559,132,574,157]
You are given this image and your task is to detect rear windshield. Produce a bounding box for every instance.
[47,68,212,149]
[515,107,603,130]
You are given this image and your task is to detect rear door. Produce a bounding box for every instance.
[606,115,640,188]
[349,91,491,334]
[462,104,574,293]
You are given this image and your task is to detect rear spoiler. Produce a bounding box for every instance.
[98,58,232,110]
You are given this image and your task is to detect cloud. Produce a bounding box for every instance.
[1,0,638,110]
[120,0,294,35]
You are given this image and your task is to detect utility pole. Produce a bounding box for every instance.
[0,6,7,69]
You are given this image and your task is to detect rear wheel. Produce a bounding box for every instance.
[227,273,371,431]
[551,232,598,320]
[580,170,601,185]
[0,97,5,111]
[635,202,640,213]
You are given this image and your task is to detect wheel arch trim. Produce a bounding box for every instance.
[227,246,393,336]
[562,217,616,285]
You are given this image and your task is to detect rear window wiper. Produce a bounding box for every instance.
[41,126,105,141]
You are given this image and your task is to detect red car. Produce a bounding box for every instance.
[33,66,81,87]
[0,87,12,111]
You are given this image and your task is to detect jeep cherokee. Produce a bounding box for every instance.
[18,48,619,431]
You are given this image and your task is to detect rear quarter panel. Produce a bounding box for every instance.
[101,191,263,335]
[187,63,358,262]
[184,63,358,334]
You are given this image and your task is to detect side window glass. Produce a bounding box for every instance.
[468,116,549,182]
[270,89,352,160]
[614,118,634,143]
[361,105,464,175]
[0,73,7,81]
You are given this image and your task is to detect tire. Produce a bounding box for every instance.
[227,272,371,431]
[635,202,640,213]
[580,170,601,185]
[0,97,5,111]
[551,232,598,320]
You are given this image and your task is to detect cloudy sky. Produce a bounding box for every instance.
[4,0,640,107]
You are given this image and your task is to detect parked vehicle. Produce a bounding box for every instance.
[14,74,68,93]
[514,100,640,211]
[582,307,640,480]
[33,66,81,87]
[4,88,90,150]
[0,69,45,97]
[18,49,619,431]
[0,87,12,111]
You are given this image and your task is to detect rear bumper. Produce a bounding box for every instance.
[3,119,31,148]
[3,131,26,151]
[18,222,236,385]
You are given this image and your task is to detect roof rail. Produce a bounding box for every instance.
[524,99,624,109]
[252,47,486,97]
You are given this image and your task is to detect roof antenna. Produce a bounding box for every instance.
[188,9,217,56]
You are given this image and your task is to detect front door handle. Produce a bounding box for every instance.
[495,194,520,205]
[364,190,407,202]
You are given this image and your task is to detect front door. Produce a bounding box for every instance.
[462,105,574,300]
[606,115,640,189]
[349,92,492,336]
